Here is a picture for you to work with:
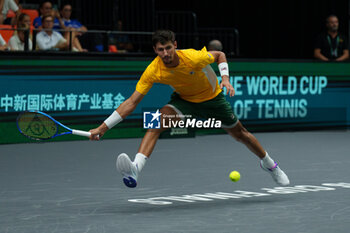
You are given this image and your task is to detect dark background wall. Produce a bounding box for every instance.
[154,0,349,59]
[27,0,349,59]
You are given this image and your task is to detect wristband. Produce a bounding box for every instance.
[218,62,229,77]
[104,111,123,129]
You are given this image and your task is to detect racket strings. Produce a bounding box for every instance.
[17,112,57,140]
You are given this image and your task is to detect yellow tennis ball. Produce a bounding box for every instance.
[229,171,240,182]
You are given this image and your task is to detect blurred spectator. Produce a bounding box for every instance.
[58,2,102,52]
[33,0,65,31]
[0,0,20,26]
[59,2,87,52]
[9,23,32,50]
[17,12,30,27]
[0,33,8,50]
[16,13,32,39]
[314,15,349,61]
[36,14,68,51]
[111,19,133,52]
[208,39,223,51]
[60,3,87,34]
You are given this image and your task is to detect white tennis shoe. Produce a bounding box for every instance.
[260,161,290,186]
[116,153,139,188]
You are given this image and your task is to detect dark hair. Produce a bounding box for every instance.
[17,13,29,23]
[60,1,71,11]
[39,0,53,9]
[152,30,175,47]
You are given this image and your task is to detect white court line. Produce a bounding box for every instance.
[128,182,350,205]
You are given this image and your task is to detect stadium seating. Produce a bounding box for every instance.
[5,9,39,27]
[21,9,39,26]
[6,10,16,19]
[0,25,14,43]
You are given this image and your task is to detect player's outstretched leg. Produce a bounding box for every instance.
[225,121,290,186]
[259,154,289,186]
[116,152,148,188]
[116,153,139,188]
[116,106,179,188]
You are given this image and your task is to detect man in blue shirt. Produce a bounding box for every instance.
[33,0,64,31]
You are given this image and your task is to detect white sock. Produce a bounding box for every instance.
[261,152,276,169]
[133,153,148,172]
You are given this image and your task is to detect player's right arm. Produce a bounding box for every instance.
[89,60,155,140]
[89,90,144,140]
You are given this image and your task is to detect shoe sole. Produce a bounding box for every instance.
[116,153,138,188]
[123,176,137,188]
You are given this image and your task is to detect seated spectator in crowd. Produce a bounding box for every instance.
[17,12,30,27]
[60,3,87,34]
[9,23,32,50]
[0,0,20,26]
[59,2,87,52]
[36,14,68,51]
[314,15,349,61]
[114,19,133,52]
[33,0,65,31]
[207,39,223,51]
[59,2,102,52]
[0,33,8,50]
[16,13,32,39]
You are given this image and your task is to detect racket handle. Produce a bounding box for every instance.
[72,129,91,138]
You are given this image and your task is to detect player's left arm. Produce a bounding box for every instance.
[335,49,349,61]
[208,50,235,97]
[336,37,350,61]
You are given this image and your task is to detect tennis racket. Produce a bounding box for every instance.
[16,111,92,141]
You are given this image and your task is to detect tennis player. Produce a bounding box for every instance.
[89,30,290,188]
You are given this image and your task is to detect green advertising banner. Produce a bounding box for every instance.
[1,57,349,144]
[217,61,350,130]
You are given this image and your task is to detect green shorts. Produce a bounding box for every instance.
[166,92,239,128]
